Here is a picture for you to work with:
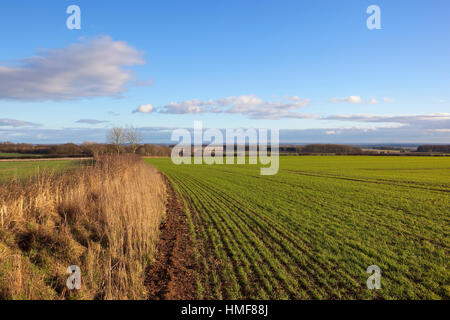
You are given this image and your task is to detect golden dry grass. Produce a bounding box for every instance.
[0,155,166,300]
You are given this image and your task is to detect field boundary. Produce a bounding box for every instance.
[146,174,198,300]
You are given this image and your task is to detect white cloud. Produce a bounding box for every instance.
[331,96,394,104]
[432,129,450,133]
[325,113,450,122]
[161,99,213,114]
[0,36,145,101]
[133,104,154,114]
[331,96,362,104]
[323,113,450,131]
[155,95,312,119]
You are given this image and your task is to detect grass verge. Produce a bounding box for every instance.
[0,155,166,300]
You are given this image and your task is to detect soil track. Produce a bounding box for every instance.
[146,175,198,300]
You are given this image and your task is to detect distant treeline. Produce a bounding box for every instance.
[0,143,86,156]
[237,144,450,155]
[0,142,171,158]
[296,144,364,154]
[417,145,450,153]
[2,142,449,158]
[284,144,450,154]
[182,144,370,155]
[279,144,369,154]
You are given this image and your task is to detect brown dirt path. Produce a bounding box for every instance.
[146,175,198,300]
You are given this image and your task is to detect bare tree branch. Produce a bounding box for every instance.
[107,127,125,154]
[124,126,143,154]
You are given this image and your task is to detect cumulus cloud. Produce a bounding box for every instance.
[75,119,109,125]
[133,104,154,114]
[367,98,379,105]
[0,118,41,127]
[152,95,313,119]
[0,36,145,101]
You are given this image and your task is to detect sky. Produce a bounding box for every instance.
[0,0,449,144]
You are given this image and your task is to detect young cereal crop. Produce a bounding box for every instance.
[146,156,450,300]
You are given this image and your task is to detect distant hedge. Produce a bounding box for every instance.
[417,145,450,153]
[299,144,363,154]
[0,142,171,158]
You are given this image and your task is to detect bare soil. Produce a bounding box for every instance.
[146,175,198,300]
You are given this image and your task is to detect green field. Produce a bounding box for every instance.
[0,152,43,158]
[0,160,90,182]
[146,156,450,300]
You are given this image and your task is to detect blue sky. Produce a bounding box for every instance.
[0,0,449,143]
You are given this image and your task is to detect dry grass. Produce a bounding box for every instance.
[0,155,166,300]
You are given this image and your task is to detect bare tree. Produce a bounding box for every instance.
[107,127,125,154]
[124,126,143,154]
